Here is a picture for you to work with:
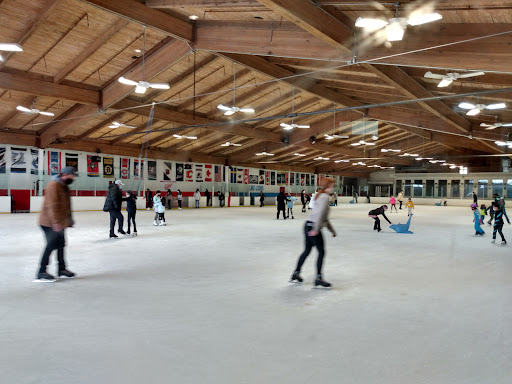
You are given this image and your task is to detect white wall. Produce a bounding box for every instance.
[0,196,10,213]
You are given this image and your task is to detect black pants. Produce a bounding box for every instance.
[493,224,505,241]
[399,201,403,209]
[277,207,286,219]
[178,200,182,209]
[158,213,165,222]
[109,210,124,235]
[260,200,264,207]
[39,226,66,273]
[373,217,381,231]
[295,222,325,275]
[207,197,211,206]
[127,210,137,232]
[287,207,294,218]
[167,199,172,209]
[302,202,306,212]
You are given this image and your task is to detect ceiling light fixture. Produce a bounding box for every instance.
[459,102,506,116]
[351,140,375,146]
[221,142,242,147]
[294,153,306,156]
[0,43,23,52]
[424,71,485,88]
[108,121,136,129]
[381,148,401,153]
[256,151,274,156]
[314,156,330,161]
[173,134,197,140]
[189,15,199,20]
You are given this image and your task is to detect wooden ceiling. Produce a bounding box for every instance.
[1,0,512,176]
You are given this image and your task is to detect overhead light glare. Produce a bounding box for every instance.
[437,79,453,88]
[355,17,388,30]
[189,15,199,20]
[386,18,406,41]
[407,12,443,26]
[294,153,306,156]
[0,43,23,52]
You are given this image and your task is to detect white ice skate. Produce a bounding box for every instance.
[153,220,159,226]
[159,222,166,226]
[132,232,138,237]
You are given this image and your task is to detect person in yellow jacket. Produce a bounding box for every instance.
[405,198,414,216]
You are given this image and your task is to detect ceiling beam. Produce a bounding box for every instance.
[146,0,259,7]
[77,112,126,140]
[80,0,194,42]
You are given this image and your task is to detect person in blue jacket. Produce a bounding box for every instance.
[286,194,297,219]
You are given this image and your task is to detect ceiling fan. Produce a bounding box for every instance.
[324,133,349,140]
[173,134,197,140]
[256,151,274,156]
[459,102,506,116]
[424,71,485,87]
[16,105,54,116]
[221,142,242,147]
[108,121,136,129]
[280,88,309,130]
[351,140,375,146]
[117,26,170,94]
[217,62,255,116]
[495,140,512,148]
[480,122,512,130]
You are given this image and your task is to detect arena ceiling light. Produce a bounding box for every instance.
[16,105,54,116]
[294,153,306,156]
[0,43,23,52]
[221,142,242,147]
[351,140,375,146]
[173,134,197,140]
[352,161,367,166]
[334,159,350,163]
[381,149,401,153]
[256,151,274,156]
[459,102,506,116]
[399,153,419,157]
[108,121,136,129]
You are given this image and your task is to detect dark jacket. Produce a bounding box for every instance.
[301,192,306,204]
[259,193,265,201]
[104,184,123,212]
[494,208,504,226]
[368,206,391,224]
[205,190,210,198]
[146,190,153,202]
[126,192,137,212]
[276,192,288,209]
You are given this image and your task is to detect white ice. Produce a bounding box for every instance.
[1,204,512,384]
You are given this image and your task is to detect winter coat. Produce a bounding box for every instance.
[153,195,164,214]
[39,175,73,228]
[146,190,153,202]
[300,192,306,204]
[104,183,123,212]
[195,191,201,201]
[494,208,505,226]
[368,206,391,224]
[389,196,396,204]
[259,193,265,201]
[287,196,296,208]
[397,192,404,202]
[276,193,288,209]
[405,201,414,209]
[126,193,137,212]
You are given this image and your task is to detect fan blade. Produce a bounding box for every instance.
[233,144,242,147]
[173,134,182,139]
[39,111,55,116]
[480,123,493,127]
[118,77,139,86]
[149,83,170,90]
[224,110,235,116]
[108,125,118,129]
[335,135,349,138]
[407,12,442,26]
[355,17,388,30]
[467,108,481,116]
[187,136,197,140]
[459,71,485,79]
[296,125,310,128]
[124,125,136,129]
[502,123,512,127]
[437,79,453,88]
[459,102,476,109]
[485,126,497,130]
[351,143,361,146]
[134,85,147,94]
[239,108,255,113]
[424,71,445,79]
[16,106,31,112]
[217,104,231,111]
[365,142,376,146]
[486,103,506,110]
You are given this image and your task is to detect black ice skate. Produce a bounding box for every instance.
[58,269,75,278]
[110,233,118,238]
[502,240,507,245]
[126,229,131,235]
[132,231,137,237]
[118,229,127,235]
[34,272,56,283]
[290,271,303,283]
[314,275,331,288]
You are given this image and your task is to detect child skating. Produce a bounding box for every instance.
[480,204,487,224]
[126,190,138,236]
[471,203,485,236]
[153,190,166,226]
[389,196,398,212]
[492,202,507,245]
[405,198,414,216]
[368,205,392,232]
[286,194,296,219]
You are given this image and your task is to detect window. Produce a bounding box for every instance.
[464,180,474,198]
[404,180,411,197]
[396,180,402,195]
[451,180,460,199]
[478,179,488,199]
[425,180,434,197]
[438,180,447,197]
[492,179,503,197]
[506,180,512,199]
[413,180,423,197]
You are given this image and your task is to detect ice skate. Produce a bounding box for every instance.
[491,239,495,243]
[110,233,118,238]
[153,220,159,226]
[290,271,303,283]
[132,231,137,237]
[314,275,331,288]
[502,240,507,245]
[118,229,127,235]
[159,222,166,226]
[33,272,56,283]
[126,229,131,235]
[58,269,75,278]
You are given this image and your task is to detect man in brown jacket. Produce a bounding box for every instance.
[36,166,76,282]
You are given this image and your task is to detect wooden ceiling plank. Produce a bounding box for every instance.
[78,112,125,140]
[146,0,259,7]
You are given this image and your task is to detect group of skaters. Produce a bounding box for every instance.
[471,192,510,244]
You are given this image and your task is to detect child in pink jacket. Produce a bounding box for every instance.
[389,196,398,212]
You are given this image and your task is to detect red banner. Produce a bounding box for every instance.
[243,169,249,184]
[205,164,213,182]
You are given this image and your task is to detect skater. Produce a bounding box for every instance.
[194,189,201,209]
[177,189,183,210]
[166,188,172,209]
[353,191,358,203]
[160,191,166,210]
[205,189,211,207]
[276,191,288,219]
[300,190,307,212]
[480,204,487,224]
[219,191,225,207]
[125,190,137,236]
[146,188,153,210]
[153,190,166,225]
[496,195,511,224]
[368,205,392,232]
[486,202,495,225]
[104,180,127,238]
[290,177,337,288]
[259,191,265,207]
[286,194,296,219]
[334,191,338,206]
[36,166,77,282]
[491,202,507,244]
[307,193,312,210]
[473,192,478,205]
[389,196,398,212]
[471,203,485,236]
[397,190,404,210]
[405,197,414,216]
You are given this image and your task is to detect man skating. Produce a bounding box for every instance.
[104,180,127,238]
[35,166,77,282]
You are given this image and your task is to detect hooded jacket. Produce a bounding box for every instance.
[39,174,73,228]
[104,183,123,212]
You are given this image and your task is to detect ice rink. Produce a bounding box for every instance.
[1,203,512,384]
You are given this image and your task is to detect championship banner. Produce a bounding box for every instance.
[249,175,258,184]
[87,155,100,177]
[306,174,310,186]
[11,147,27,174]
[236,168,243,184]
[259,170,265,185]
[163,161,172,181]
[243,169,249,184]
[205,164,213,182]
[148,160,157,180]
[134,159,144,179]
[185,164,193,182]
[290,173,295,185]
[195,164,203,182]
[31,149,39,175]
[0,148,6,173]
[301,174,305,186]
[120,158,130,179]
[265,171,270,185]
[285,173,289,185]
[65,153,78,170]
[271,171,276,185]
[214,165,222,182]
[176,163,184,181]
[230,167,237,183]
[48,150,60,175]
[103,157,114,178]
[276,173,283,185]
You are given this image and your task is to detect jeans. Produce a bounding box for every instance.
[39,226,66,273]
[195,200,200,208]
[295,222,325,275]
[109,210,124,235]
[127,210,137,232]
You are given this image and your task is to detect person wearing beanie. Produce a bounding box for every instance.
[103,180,127,238]
[125,190,138,236]
[471,203,485,236]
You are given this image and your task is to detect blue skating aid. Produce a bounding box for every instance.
[349,200,355,204]
[389,214,414,234]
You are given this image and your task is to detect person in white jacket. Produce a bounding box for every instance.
[153,191,166,226]
[194,189,201,209]
[290,178,337,288]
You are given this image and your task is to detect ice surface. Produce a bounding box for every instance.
[1,204,511,384]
